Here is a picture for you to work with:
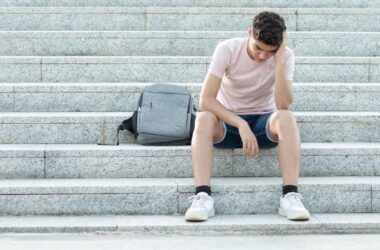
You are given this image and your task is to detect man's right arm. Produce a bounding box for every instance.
[199,72,260,157]
[199,72,247,129]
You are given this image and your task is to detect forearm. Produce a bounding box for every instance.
[200,97,247,128]
[275,59,293,109]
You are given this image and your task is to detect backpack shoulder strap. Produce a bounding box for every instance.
[116,116,134,145]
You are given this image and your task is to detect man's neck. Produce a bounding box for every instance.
[246,39,255,61]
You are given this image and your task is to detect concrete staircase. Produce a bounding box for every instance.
[0,0,379,234]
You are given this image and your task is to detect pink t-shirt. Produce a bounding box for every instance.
[208,37,295,115]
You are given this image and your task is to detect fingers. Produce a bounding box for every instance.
[251,140,259,158]
[254,138,260,157]
[243,138,260,158]
[282,31,288,46]
[243,139,252,158]
[240,126,260,158]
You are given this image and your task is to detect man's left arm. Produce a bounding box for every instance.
[274,32,293,110]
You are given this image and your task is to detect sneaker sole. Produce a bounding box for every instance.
[185,208,215,222]
[278,207,310,221]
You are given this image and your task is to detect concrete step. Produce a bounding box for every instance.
[3,0,380,8]
[0,176,378,215]
[0,8,378,31]
[0,56,378,83]
[0,214,379,235]
[1,82,379,112]
[2,234,380,250]
[0,143,379,179]
[0,112,379,144]
[0,31,378,57]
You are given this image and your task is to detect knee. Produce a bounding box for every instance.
[274,110,297,128]
[194,112,218,136]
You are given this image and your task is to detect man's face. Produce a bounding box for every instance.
[248,31,279,62]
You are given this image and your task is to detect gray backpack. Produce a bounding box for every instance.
[116,83,197,145]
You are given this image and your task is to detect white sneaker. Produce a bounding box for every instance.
[185,192,215,221]
[279,192,311,221]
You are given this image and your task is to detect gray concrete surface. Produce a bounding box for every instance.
[0,233,379,250]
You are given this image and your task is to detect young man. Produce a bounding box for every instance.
[185,11,310,222]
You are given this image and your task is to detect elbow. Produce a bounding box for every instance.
[277,105,290,110]
[199,98,208,112]
[199,97,213,112]
[276,96,293,110]
[276,101,292,110]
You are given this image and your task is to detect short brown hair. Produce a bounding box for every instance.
[252,11,286,46]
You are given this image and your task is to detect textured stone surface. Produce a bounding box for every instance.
[4,0,380,8]
[146,12,296,31]
[0,178,178,215]
[0,193,177,215]
[291,33,380,57]
[302,191,371,213]
[232,155,376,177]
[1,214,380,234]
[179,191,280,214]
[1,0,346,7]
[339,0,380,7]
[371,180,380,212]
[0,7,378,31]
[0,11,145,31]
[1,112,378,144]
[45,155,233,178]
[0,82,378,112]
[0,56,375,83]
[0,63,41,82]
[0,177,377,215]
[74,0,191,7]
[0,158,44,178]
[14,92,137,112]
[45,144,233,178]
[43,143,380,157]
[313,213,380,233]
[0,93,13,111]
[373,192,380,212]
[0,31,379,57]
[0,144,46,158]
[0,123,103,144]
[0,178,177,194]
[370,64,380,82]
[0,0,380,232]
[4,234,380,250]
[298,11,380,31]
[293,64,368,83]
[0,0,44,6]
[0,7,284,31]
[299,121,379,142]
[41,60,206,83]
[177,177,374,214]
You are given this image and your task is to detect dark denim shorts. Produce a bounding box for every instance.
[213,112,278,149]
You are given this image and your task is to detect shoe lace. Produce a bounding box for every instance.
[287,192,305,208]
[188,195,196,201]
[188,194,207,207]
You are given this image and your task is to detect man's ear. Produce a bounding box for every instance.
[247,27,252,37]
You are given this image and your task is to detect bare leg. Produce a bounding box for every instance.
[268,110,301,185]
[191,111,225,186]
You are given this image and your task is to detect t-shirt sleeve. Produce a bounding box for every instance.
[208,42,231,78]
[284,49,295,81]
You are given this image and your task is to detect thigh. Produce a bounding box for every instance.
[195,111,225,142]
[213,118,245,149]
[250,112,278,149]
[213,112,279,149]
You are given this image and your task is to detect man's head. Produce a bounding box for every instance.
[247,11,287,62]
